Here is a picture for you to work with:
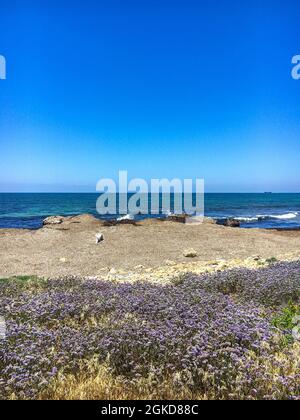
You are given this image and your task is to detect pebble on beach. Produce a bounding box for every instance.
[183,249,198,258]
[95,233,104,244]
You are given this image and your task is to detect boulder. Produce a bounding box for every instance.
[117,219,137,225]
[183,249,198,258]
[43,216,64,226]
[102,219,118,227]
[167,214,188,224]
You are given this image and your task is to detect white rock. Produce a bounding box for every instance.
[183,249,198,258]
[165,260,176,266]
[43,216,64,225]
[95,233,104,244]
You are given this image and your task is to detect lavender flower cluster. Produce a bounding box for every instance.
[199,261,300,306]
[0,262,299,400]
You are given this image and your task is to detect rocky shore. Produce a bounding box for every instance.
[0,214,300,279]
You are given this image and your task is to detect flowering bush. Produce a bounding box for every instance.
[199,261,300,306]
[0,262,299,400]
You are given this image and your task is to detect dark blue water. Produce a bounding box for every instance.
[0,193,299,229]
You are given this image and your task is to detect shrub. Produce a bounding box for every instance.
[199,261,300,306]
[0,263,299,400]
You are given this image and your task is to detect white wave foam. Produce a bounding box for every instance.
[235,217,259,222]
[271,212,298,220]
[117,214,135,222]
[231,212,299,223]
[257,212,299,220]
[164,210,173,217]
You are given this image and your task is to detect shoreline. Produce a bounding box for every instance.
[1,214,300,279]
[1,212,300,231]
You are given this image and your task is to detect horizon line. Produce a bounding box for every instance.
[1,191,300,194]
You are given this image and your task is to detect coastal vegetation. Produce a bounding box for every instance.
[0,262,299,400]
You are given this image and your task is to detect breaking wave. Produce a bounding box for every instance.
[233,212,299,223]
[117,214,135,222]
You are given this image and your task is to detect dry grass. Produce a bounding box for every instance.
[39,360,207,401]
[39,343,300,400]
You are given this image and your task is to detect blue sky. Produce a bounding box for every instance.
[0,0,299,192]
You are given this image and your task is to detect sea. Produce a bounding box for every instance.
[0,193,299,230]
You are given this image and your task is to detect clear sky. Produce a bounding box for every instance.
[0,0,299,192]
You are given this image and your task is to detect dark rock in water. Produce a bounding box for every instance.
[117,219,137,225]
[166,214,188,224]
[223,218,240,228]
[102,220,118,227]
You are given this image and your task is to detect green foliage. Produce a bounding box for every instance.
[171,273,189,286]
[272,301,300,331]
[0,275,38,283]
[0,276,45,292]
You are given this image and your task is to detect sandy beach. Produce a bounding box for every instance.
[1,214,300,279]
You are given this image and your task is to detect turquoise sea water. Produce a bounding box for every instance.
[0,193,299,229]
